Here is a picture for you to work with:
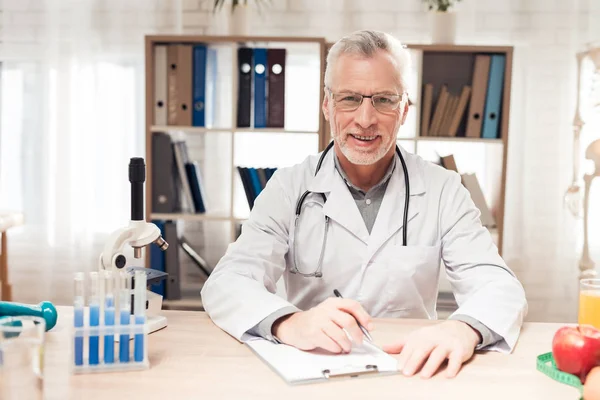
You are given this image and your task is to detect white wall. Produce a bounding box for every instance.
[1,0,599,322]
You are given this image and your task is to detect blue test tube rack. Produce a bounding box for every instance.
[71,270,149,374]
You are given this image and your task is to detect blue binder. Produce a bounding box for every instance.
[481,54,505,139]
[253,48,268,128]
[248,168,263,200]
[192,44,207,127]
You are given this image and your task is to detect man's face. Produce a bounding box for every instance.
[323,50,408,166]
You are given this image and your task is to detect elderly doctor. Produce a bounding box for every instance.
[201,29,528,379]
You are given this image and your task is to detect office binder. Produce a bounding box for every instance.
[267,48,286,128]
[246,338,399,385]
[481,54,506,139]
[465,54,491,138]
[153,45,168,126]
[166,45,179,125]
[192,44,207,127]
[149,219,166,296]
[163,221,181,300]
[151,132,179,213]
[247,168,264,199]
[256,168,268,189]
[420,83,433,136]
[253,48,268,128]
[236,47,253,128]
[237,167,255,210]
[205,47,218,128]
[176,45,193,126]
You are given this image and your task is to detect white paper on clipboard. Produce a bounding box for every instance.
[245,338,399,384]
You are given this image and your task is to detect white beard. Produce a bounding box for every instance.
[330,122,394,166]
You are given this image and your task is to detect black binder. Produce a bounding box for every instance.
[151,132,179,213]
[236,47,253,128]
[163,221,181,300]
[267,49,286,128]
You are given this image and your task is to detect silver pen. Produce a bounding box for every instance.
[333,289,373,342]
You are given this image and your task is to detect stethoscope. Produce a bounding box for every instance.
[290,141,410,278]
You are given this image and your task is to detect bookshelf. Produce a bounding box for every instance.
[144,35,327,304]
[404,44,513,256]
[145,37,512,309]
[320,43,512,255]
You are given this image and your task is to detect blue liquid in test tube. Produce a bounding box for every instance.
[119,271,131,363]
[88,272,100,365]
[133,270,147,362]
[104,270,115,364]
[73,272,84,366]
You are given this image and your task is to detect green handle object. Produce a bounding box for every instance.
[536,352,583,399]
[0,301,58,331]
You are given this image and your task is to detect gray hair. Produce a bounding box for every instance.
[325,30,412,93]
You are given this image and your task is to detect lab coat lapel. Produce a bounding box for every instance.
[368,149,426,253]
[307,150,370,244]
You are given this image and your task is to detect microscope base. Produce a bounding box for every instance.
[147,314,168,334]
[113,289,167,342]
[146,289,167,334]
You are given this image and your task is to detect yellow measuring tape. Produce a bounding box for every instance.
[536,352,583,399]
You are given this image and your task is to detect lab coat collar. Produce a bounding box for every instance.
[368,145,425,253]
[307,144,426,196]
[307,144,426,244]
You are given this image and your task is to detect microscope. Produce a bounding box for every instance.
[99,157,170,334]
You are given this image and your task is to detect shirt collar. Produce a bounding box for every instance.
[333,150,397,195]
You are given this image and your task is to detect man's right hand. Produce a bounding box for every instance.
[272,298,373,353]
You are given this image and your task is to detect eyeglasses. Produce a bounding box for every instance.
[327,88,405,112]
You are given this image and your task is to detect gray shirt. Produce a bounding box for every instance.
[246,152,501,349]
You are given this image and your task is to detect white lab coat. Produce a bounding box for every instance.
[201,146,527,353]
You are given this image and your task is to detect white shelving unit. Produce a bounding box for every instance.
[144,35,328,254]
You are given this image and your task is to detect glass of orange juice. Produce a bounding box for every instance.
[579,278,600,329]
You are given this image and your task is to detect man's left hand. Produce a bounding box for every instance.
[382,320,481,379]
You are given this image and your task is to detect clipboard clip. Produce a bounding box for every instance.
[321,364,379,379]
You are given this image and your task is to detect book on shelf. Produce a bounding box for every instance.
[154,42,288,130]
[420,53,505,139]
[151,131,208,215]
[151,132,180,213]
[149,220,181,300]
[481,54,506,139]
[155,43,218,128]
[439,154,496,228]
[237,46,288,129]
[237,166,278,210]
[420,83,433,137]
[180,235,212,277]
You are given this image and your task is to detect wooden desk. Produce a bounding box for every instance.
[43,307,580,400]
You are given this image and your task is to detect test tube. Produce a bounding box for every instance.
[73,272,84,366]
[104,270,115,364]
[88,271,100,365]
[119,271,131,363]
[133,270,147,362]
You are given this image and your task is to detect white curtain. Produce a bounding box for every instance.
[0,1,178,303]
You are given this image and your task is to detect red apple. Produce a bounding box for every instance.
[552,325,600,382]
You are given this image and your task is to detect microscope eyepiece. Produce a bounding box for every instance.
[129,158,145,221]
[129,157,145,183]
